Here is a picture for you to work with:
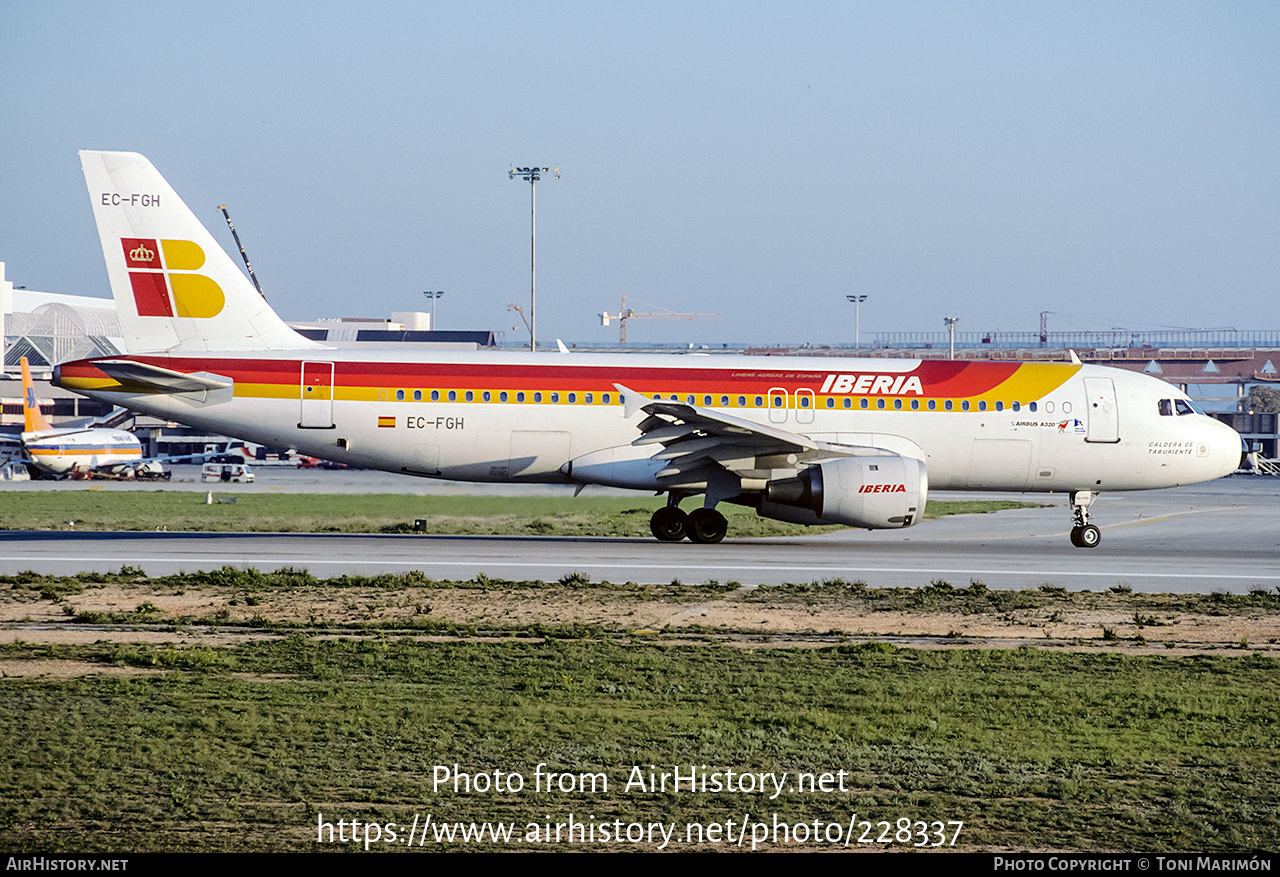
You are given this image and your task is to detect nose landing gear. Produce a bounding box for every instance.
[1069,490,1101,548]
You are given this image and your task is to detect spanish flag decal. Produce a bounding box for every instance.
[377,416,395,428]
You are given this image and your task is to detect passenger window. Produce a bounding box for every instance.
[568,393,576,403]
[737,396,746,407]
[911,400,919,410]
[448,390,457,402]
[754,396,763,407]
[704,395,713,406]
[826,398,834,409]
[550,392,559,403]
[877,399,886,409]
[585,393,593,404]
[483,391,491,402]
[928,400,936,410]
[534,392,542,403]
[602,393,611,404]
[961,401,970,411]
[431,390,440,402]
[843,398,852,409]
[944,400,953,411]
[860,399,869,409]
[720,395,729,406]
[465,391,474,402]
[517,392,526,402]
[396,389,405,401]
[500,391,508,402]
[978,401,986,411]
[1029,402,1037,412]
[413,390,422,402]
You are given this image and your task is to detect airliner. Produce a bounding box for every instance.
[55,151,1242,546]
[19,356,144,477]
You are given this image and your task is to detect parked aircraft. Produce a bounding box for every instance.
[19,356,145,477]
[56,151,1242,545]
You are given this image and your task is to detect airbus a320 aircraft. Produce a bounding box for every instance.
[56,151,1242,546]
[19,356,144,477]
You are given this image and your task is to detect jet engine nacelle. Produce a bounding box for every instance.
[760,455,928,529]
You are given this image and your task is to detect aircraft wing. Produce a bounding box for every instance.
[614,383,892,485]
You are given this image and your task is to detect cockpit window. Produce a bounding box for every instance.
[1174,399,1200,416]
[1158,399,1173,416]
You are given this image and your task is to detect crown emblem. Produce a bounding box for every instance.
[129,243,156,262]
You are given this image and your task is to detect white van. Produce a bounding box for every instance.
[201,462,255,483]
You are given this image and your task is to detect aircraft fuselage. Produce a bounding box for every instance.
[55,350,1240,495]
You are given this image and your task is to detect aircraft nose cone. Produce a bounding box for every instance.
[1207,417,1245,478]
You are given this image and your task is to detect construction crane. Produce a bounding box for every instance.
[600,296,718,348]
[218,206,266,298]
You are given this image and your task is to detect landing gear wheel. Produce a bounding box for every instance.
[1070,524,1101,548]
[1078,524,1101,548]
[650,506,688,542]
[687,508,728,544]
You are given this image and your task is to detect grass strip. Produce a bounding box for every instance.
[0,636,1275,852]
[0,492,1045,536]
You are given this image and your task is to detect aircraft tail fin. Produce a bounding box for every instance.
[78,151,324,353]
[20,357,54,433]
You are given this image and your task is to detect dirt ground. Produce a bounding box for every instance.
[2,579,1276,678]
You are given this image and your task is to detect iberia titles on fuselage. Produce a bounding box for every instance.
[56,151,1243,547]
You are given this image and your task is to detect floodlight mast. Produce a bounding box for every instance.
[509,165,559,351]
[422,290,444,330]
[846,294,868,349]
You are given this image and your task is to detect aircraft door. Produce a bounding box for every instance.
[795,388,815,424]
[768,387,788,423]
[300,361,335,429]
[1083,377,1120,443]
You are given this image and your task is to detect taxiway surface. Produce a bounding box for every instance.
[0,471,1274,592]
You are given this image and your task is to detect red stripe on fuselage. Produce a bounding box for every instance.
[61,356,1037,399]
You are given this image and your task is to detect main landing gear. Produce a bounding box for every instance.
[649,499,728,544]
[1069,490,1101,549]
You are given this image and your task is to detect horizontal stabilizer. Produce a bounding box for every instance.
[90,359,233,394]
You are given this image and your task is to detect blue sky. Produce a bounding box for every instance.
[2,1,1277,346]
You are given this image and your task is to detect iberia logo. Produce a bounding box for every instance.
[121,238,225,318]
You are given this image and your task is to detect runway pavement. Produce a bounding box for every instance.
[0,474,1275,592]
